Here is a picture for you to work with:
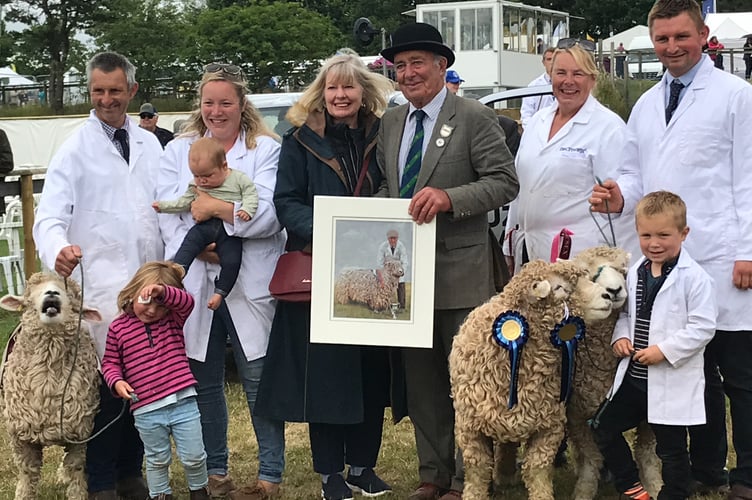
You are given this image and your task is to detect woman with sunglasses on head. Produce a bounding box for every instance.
[156,63,286,500]
[504,41,638,274]
[253,52,404,500]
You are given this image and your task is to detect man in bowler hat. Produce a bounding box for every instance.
[377,22,519,500]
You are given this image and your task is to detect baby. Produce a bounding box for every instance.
[153,137,258,309]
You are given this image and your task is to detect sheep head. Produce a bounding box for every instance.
[0,272,101,328]
[573,246,630,309]
[383,258,404,279]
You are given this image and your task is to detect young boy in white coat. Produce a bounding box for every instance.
[592,191,717,500]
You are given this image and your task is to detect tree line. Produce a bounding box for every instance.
[0,0,746,114]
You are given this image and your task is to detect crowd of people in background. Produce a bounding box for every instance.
[2,0,747,499]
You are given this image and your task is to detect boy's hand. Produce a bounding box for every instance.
[114,380,135,400]
[236,209,251,222]
[612,338,634,358]
[151,201,161,212]
[633,345,665,366]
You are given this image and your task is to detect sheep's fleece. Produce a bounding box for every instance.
[0,272,101,500]
[450,259,613,500]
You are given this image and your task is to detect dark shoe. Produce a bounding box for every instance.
[116,476,149,500]
[691,479,731,495]
[407,483,442,500]
[208,474,237,497]
[438,490,462,500]
[345,468,392,497]
[322,474,354,500]
[150,495,173,500]
[190,486,212,500]
[88,491,118,500]
[728,483,752,500]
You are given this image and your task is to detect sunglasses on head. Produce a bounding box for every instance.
[203,63,243,76]
[139,113,155,119]
[557,38,596,52]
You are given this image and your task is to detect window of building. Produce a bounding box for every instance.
[460,8,493,51]
[503,6,519,51]
[424,10,456,50]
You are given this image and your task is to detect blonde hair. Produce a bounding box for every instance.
[648,0,705,32]
[552,45,599,78]
[287,53,395,127]
[182,70,277,149]
[189,137,226,170]
[635,190,688,230]
[117,261,186,313]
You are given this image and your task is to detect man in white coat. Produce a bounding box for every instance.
[520,47,556,128]
[33,52,163,500]
[590,0,752,497]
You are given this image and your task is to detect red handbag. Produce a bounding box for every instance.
[268,250,312,302]
[269,150,372,302]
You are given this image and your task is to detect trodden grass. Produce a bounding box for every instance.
[0,307,729,499]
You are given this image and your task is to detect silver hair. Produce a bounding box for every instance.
[86,52,137,91]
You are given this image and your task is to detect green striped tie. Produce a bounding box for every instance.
[400,110,426,198]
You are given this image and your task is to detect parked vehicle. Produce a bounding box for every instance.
[627,36,663,79]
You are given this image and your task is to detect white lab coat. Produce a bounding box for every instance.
[157,133,285,362]
[618,55,752,330]
[33,112,164,358]
[609,250,717,425]
[376,239,408,284]
[520,72,555,128]
[506,94,638,268]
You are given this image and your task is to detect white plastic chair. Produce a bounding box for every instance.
[0,199,24,295]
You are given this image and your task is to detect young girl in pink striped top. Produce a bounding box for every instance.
[102,261,209,500]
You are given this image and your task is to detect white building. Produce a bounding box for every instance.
[416,0,569,96]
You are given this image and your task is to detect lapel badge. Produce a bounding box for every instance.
[436,138,445,147]
[439,124,453,138]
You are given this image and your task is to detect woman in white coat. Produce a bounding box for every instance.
[156,64,286,499]
[505,42,636,273]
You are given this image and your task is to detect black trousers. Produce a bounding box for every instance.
[688,349,729,486]
[593,380,692,500]
[173,217,242,296]
[692,331,752,489]
[85,375,144,492]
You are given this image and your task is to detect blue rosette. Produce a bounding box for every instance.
[550,315,586,404]
[491,310,529,409]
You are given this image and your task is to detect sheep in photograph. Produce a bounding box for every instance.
[450,259,614,500]
[333,258,404,313]
[569,246,661,499]
[0,273,101,500]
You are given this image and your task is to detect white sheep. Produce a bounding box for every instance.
[570,246,661,499]
[450,259,614,500]
[333,258,404,312]
[0,272,101,500]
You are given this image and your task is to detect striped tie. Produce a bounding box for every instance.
[400,109,426,198]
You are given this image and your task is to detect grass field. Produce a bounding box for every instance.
[0,268,729,499]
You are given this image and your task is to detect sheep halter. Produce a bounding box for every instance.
[491,310,529,409]
[549,302,586,404]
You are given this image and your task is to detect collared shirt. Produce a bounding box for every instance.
[99,116,132,159]
[398,86,449,180]
[663,56,704,108]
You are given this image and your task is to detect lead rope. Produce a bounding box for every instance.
[61,260,128,445]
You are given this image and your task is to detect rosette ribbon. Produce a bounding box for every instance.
[549,304,586,404]
[491,310,529,409]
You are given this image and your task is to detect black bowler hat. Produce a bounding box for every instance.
[381,22,455,67]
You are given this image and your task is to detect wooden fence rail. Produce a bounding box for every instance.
[0,165,46,279]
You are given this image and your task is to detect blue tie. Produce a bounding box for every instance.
[400,110,426,198]
[665,79,684,124]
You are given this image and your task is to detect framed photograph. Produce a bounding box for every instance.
[310,196,436,348]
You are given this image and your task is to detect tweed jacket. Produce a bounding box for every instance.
[377,91,519,309]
